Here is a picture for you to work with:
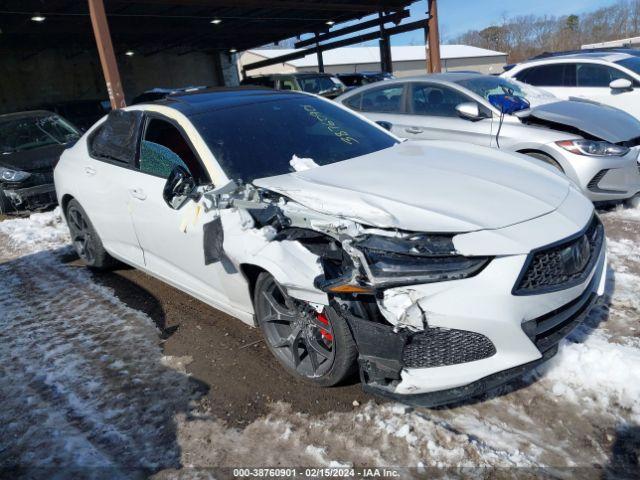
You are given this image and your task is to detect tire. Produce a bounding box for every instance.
[0,189,14,215]
[524,151,565,173]
[65,199,117,270]
[254,272,357,387]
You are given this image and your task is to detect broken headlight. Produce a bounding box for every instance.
[0,167,31,183]
[556,140,629,157]
[354,234,490,285]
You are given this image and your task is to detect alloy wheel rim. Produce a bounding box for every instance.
[68,207,95,264]
[259,278,335,378]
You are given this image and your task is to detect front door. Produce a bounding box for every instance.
[403,83,493,146]
[126,115,232,308]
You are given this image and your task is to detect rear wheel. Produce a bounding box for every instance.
[254,272,357,386]
[524,151,564,173]
[66,199,116,269]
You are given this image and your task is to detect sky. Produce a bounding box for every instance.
[335,0,622,46]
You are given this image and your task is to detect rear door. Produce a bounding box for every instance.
[80,110,145,266]
[341,83,411,137]
[513,63,571,99]
[403,82,493,145]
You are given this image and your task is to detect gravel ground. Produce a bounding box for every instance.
[0,206,638,479]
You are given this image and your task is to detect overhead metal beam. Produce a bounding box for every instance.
[243,18,426,73]
[110,0,399,12]
[426,0,441,73]
[294,9,409,49]
[88,0,126,109]
[315,33,324,73]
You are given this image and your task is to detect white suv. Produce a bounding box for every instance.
[54,88,606,406]
[502,51,640,120]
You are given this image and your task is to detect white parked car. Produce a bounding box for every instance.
[54,89,606,405]
[502,50,640,120]
[336,73,640,204]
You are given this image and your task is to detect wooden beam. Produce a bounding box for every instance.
[88,0,126,109]
[426,0,441,73]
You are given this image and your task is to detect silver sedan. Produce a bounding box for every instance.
[336,73,640,204]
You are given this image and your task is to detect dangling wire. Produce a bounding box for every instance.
[495,110,505,149]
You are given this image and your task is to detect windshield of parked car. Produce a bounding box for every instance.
[455,76,554,110]
[189,95,398,182]
[615,56,640,76]
[298,76,345,94]
[0,114,80,154]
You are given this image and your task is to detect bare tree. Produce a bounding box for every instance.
[452,0,640,62]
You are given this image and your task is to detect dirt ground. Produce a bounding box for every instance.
[0,205,639,478]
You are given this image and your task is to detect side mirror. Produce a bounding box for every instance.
[163,165,199,210]
[376,120,393,131]
[455,102,483,121]
[610,78,633,90]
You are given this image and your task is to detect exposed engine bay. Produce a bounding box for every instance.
[193,177,492,394]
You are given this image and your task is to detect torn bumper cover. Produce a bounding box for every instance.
[335,230,606,407]
[2,183,57,211]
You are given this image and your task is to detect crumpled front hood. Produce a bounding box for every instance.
[254,141,571,233]
[517,100,640,143]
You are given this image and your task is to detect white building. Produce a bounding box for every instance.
[239,45,508,78]
[582,36,640,49]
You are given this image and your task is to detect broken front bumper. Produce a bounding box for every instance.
[338,225,607,407]
[2,183,57,212]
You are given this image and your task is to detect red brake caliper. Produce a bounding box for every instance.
[316,311,333,343]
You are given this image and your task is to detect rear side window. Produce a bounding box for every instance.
[343,94,363,111]
[516,64,567,87]
[360,86,404,113]
[88,110,143,165]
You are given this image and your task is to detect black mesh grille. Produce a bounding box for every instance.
[587,169,608,192]
[402,328,496,368]
[514,216,604,295]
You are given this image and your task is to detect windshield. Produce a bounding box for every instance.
[455,76,555,110]
[0,114,80,154]
[615,56,640,75]
[298,76,345,94]
[190,95,398,182]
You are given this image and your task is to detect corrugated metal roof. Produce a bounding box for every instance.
[248,45,507,67]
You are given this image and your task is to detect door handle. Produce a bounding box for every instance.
[129,188,147,200]
[405,127,424,134]
[84,166,96,176]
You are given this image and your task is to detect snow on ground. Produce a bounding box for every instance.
[0,206,639,477]
[0,211,201,476]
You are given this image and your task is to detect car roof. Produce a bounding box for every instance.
[245,72,334,79]
[520,51,635,64]
[383,72,486,83]
[152,87,310,116]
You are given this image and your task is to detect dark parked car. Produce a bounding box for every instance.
[241,72,347,98]
[337,71,394,87]
[35,99,111,131]
[0,110,80,213]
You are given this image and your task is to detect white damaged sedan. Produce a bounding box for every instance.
[54,88,606,405]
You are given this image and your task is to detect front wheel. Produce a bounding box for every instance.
[254,272,357,386]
